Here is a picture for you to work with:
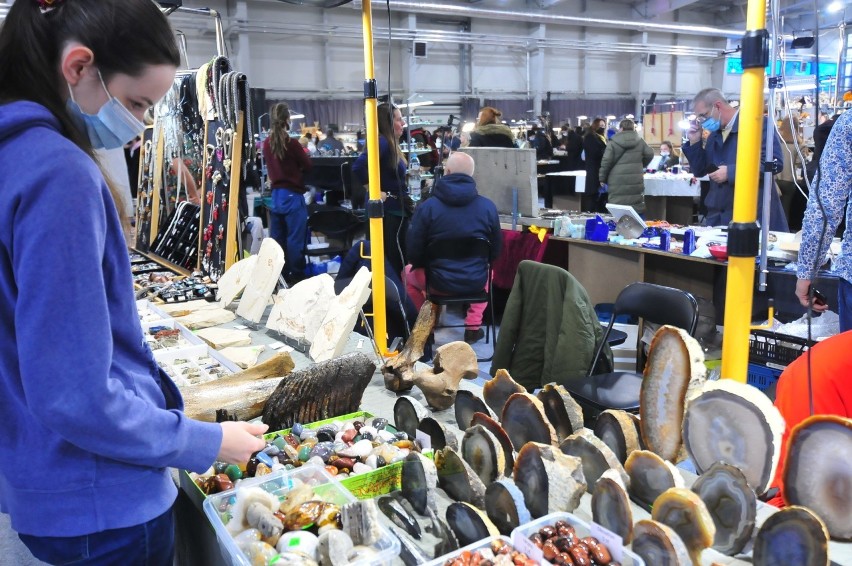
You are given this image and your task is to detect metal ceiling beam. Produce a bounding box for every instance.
[345,0,744,37]
[636,0,704,19]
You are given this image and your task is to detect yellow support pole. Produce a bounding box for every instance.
[720,0,767,382]
[361,0,391,357]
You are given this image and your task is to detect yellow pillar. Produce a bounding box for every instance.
[361,0,391,357]
[721,0,767,382]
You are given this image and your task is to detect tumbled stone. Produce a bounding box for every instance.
[212,473,234,492]
[324,465,339,476]
[331,457,356,471]
[292,423,304,436]
[341,429,358,444]
[370,418,388,431]
[297,445,311,462]
[394,432,409,441]
[263,444,281,457]
[377,430,396,443]
[299,429,318,441]
[257,451,275,468]
[272,437,287,451]
[234,528,262,546]
[245,456,260,477]
[352,421,365,431]
[255,463,272,477]
[309,442,334,462]
[225,464,243,481]
[307,456,325,468]
[283,434,300,449]
[352,462,372,475]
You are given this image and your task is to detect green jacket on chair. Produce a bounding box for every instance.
[490,261,613,391]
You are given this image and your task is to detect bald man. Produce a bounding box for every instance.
[405,152,502,344]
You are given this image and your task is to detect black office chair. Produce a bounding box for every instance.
[304,207,362,261]
[424,236,495,362]
[567,282,699,424]
[335,274,411,345]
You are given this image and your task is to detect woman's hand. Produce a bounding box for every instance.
[217,421,268,464]
[380,191,388,202]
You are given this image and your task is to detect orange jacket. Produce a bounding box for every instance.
[768,330,852,507]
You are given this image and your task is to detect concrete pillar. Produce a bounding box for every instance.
[235,0,251,76]
[531,24,546,115]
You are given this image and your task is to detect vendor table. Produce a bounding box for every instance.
[546,171,699,224]
[171,299,852,565]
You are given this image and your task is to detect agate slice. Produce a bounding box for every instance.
[753,506,829,566]
[377,495,421,540]
[651,487,716,565]
[434,447,486,509]
[513,442,586,518]
[783,415,852,541]
[484,478,531,536]
[470,412,515,476]
[401,453,437,515]
[446,502,500,547]
[625,449,684,508]
[632,519,691,566]
[483,369,526,417]
[454,390,494,430]
[594,409,641,464]
[537,383,585,442]
[683,379,784,495]
[501,392,558,449]
[461,425,506,486]
[417,417,458,451]
[592,472,634,543]
[560,428,628,487]
[640,325,706,462]
[394,396,430,439]
[691,461,756,555]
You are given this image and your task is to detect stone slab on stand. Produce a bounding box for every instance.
[236,238,285,323]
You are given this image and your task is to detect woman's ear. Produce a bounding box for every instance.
[60,43,96,87]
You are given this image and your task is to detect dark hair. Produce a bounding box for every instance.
[377,102,403,169]
[0,0,179,154]
[269,102,291,160]
[0,0,179,228]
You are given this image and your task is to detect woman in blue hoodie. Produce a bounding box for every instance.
[0,1,266,563]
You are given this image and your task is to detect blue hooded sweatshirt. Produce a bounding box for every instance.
[406,172,502,294]
[0,102,222,537]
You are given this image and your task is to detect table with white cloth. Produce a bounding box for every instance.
[546,171,699,223]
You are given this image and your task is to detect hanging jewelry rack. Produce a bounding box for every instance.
[162,6,227,58]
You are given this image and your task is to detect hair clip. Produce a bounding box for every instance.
[36,0,65,14]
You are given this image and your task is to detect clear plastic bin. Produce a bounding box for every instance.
[511,512,645,566]
[203,466,400,566]
[424,536,515,566]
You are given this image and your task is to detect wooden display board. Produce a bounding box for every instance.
[458,147,538,217]
[642,110,684,147]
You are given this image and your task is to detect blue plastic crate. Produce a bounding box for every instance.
[747,363,783,392]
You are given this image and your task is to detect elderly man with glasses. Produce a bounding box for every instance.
[682,88,789,231]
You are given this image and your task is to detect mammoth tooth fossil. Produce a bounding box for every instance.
[261,353,374,431]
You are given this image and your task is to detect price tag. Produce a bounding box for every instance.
[233,324,249,330]
[415,429,431,451]
[589,521,624,562]
[268,341,285,350]
[357,339,364,349]
[512,531,544,564]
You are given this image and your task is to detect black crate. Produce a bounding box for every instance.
[748,329,813,369]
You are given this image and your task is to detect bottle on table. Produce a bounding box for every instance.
[408,153,421,202]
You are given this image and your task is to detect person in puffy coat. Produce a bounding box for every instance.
[404,152,502,343]
[599,118,654,214]
[468,106,516,148]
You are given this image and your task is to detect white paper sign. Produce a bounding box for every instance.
[589,521,624,563]
[512,531,545,564]
[415,429,432,451]
[233,324,249,330]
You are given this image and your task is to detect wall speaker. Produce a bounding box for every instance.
[646,53,657,67]
[414,41,428,59]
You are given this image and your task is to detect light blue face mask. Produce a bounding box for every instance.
[700,107,721,133]
[66,71,145,150]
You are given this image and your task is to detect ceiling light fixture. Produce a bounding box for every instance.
[828,1,844,12]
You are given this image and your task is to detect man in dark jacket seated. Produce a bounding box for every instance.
[404,152,502,344]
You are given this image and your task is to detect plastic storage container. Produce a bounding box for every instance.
[746,362,783,393]
[510,512,645,566]
[424,536,515,566]
[203,466,400,566]
[749,329,812,369]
